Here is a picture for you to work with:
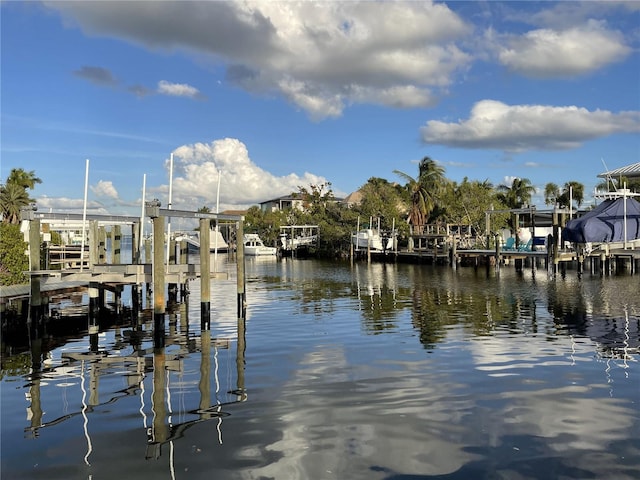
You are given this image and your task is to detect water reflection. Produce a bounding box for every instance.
[1,259,639,479]
[12,302,247,477]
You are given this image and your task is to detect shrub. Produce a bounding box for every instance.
[0,223,28,285]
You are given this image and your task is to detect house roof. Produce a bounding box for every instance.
[597,162,640,179]
[342,190,363,205]
[260,194,299,204]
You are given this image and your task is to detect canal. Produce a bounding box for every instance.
[1,256,639,479]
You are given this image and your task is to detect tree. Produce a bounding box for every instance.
[243,205,287,246]
[0,223,28,285]
[354,177,407,234]
[439,178,501,246]
[496,177,535,209]
[544,182,560,206]
[544,181,584,210]
[393,156,446,233]
[7,168,42,190]
[295,182,334,217]
[0,182,31,224]
[496,177,536,236]
[1,168,41,224]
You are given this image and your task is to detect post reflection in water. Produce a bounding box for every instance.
[2,259,639,480]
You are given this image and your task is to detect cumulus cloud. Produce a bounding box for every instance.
[157,80,205,99]
[168,138,328,210]
[46,1,471,120]
[421,100,640,152]
[73,65,118,86]
[91,180,119,200]
[496,20,631,77]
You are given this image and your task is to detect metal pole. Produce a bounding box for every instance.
[166,153,174,268]
[214,169,221,265]
[80,159,89,271]
[141,174,147,260]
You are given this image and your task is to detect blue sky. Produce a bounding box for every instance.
[2,1,639,216]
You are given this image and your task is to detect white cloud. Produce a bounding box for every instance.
[91,180,119,200]
[168,138,328,210]
[496,21,631,77]
[36,195,106,212]
[524,1,640,30]
[45,1,470,119]
[421,100,640,152]
[157,80,203,99]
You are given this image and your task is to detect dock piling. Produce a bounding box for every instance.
[200,218,211,330]
[236,221,246,319]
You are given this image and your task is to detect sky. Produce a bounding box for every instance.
[2,1,639,217]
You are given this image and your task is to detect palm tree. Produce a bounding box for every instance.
[544,181,584,210]
[496,177,536,236]
[496,177,535,209]
[560,181,584,210]
[7,168,41,190]
[544,182,560,206]
[0,183,31,224]
[1,168,41,224]
[394,156,446,234]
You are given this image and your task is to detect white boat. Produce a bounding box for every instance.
[279,225,319,252]
[243,233,278,256]
[174,229,229,253]
[352,229,392,252]
[202,229,229,252]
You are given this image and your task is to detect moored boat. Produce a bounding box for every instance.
[174,228,229,253]
[351,229,392,252]
[244,233,278,256]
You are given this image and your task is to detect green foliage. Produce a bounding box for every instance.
[393,156,446,232]
[244,205,287,246]
[496,177,535,209]
[0,352,32,380]
[0,183,31,224]
[1,168,41,224]
[355,178,405,224]
[50,231,63,245]
[544,181,585,208]
[0,223,28,285]
[438,177,507,243]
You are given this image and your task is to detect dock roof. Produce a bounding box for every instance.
[598,162,640,179]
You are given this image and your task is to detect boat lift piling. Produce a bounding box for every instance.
[144,202,247,327]
[15,204,246,344]
[199,218,211,330]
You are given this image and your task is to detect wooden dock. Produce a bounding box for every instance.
[369,245,640,275]
[2,203,247,342]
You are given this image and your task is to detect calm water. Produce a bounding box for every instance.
[1,257,639,480]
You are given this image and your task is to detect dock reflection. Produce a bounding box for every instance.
[22,308,247,463]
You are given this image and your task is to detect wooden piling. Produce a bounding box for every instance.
[28,218,43,325]
[200,218,211,330]
[112,225,121,264]
[236,220,246,319]
[236,315,246,399]
[88,220,98,268]
[98,226,107,264]
[152,216,166,346]
[199,329,211,414]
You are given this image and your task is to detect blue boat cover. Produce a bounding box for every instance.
[562,197,640,243]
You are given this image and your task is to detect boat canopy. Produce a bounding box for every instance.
[562,197,640,244]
